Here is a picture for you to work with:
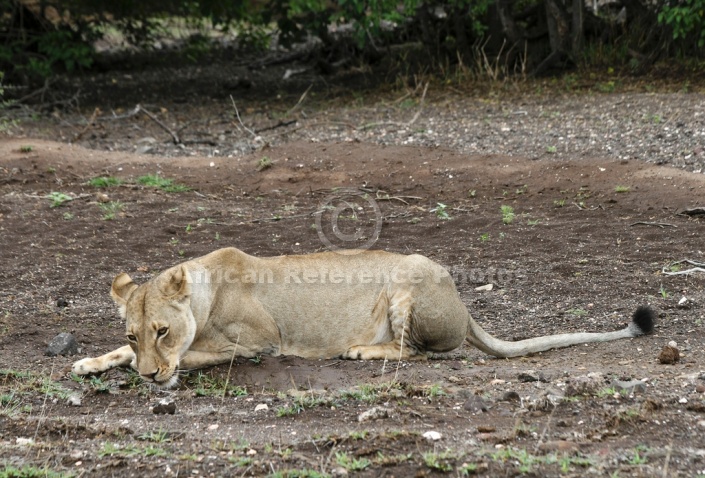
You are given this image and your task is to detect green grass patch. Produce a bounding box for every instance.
[137,174,191,193]
[88,176,123,188]
[187,372,247,398]
[0,464,74,478]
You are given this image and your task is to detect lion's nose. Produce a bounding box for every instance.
[140,369,159,381]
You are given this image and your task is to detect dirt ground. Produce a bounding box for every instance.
[1,74,705,476]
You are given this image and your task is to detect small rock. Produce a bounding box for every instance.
[152,399,176,415]
[56,298,69,308]
[677,296,689,308]
[423,431,442,441]
[477,425,496,433]
[696,385,705,394]
[67,394,82,407]
[463,395,489,413]
[95,193,110,203]
[500,391,521,402]
[518,370,544,382]
[254,403,269,412]
[46,333,79,356]
[475,284,493,291]
[246,449,257,456]
[331,466,349,477]
[358,406,392,422]
[698,421,705,429]
[658,345,680,364]
[565,373,603,397]
[16,438,34,446]
[539,440,579,453]
[679,397,688,404]
[611,379,647,394]
[207,424,219,430]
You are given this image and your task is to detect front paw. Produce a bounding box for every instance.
[71,357,103,375]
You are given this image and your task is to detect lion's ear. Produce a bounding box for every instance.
[160,265,191,302]
[111,273,137,318]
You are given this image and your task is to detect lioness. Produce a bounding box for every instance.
[72,247,654,388]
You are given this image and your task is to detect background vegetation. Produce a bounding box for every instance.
[0,0,703,87]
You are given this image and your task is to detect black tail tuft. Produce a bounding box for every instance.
[632,305,656,335]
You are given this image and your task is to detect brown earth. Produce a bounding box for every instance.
[0,133,704,477]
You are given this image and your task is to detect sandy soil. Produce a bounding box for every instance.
[1,130,704,477]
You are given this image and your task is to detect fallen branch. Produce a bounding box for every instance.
[662,259,705,276]
[359,82,429,130]
[98,104,181,144]
[230,95,256,138]
[630,221,677,228]
[680,207,705,217]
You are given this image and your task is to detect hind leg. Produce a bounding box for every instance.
[342,289,426,360]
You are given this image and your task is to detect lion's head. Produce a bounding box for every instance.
[111,265,196,388]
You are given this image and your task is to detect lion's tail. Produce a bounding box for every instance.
[466,306,655,358]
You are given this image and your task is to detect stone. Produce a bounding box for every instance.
[46,333,79,356]
[67,394,82,407]
[56,298,69,308]
[500,391,521,402]
[423,431,442,441]
[611,379,647,394]
[658,345,680,364]
[358,406,392,422]
[565,373,603,397]
[463,395,489,413]
[152,398,176,415]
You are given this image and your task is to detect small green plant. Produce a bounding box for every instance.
[257,156,273,171]
[425,384,447,399]
[215,232,221,241]
[88,376,111,393]
[19,145,33,153]
[422,450,454,472]
[137,174,190,193]
[335,451,371,471]
[138,428,172,443]
[615,185,630,193]
[659,285,669,299]
[479,233,490,242]
[249,355,262,365]
[597,387,618,398]
[459,462,478,475]
[188,372,247,397]
[515,185,527,195]
[276,404,302,417]
[527,219,539,225]
[554,199,566,207]
[88,176,123,188]
[468,189,476,198]
[546,145,557,154]
[433,203,452,220]
[0,465,74,478]
[500,205,515,224]
[62,212,74,220]
[185,224,193,233]
[628,448,648,465]
[99,201,124,220]
[48,192,73,208]
[566,308,588,317]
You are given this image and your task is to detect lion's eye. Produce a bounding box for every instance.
[157,327,168,337]
[126,334,137,342]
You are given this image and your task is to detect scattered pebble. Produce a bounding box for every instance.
[254,403,269,412]
[611,379,647,394]
[518,370,547,383]
[67,394,82,407]
[475,284,493,291]
[422,431,442,441]
[658,344,680,364]
[152,398,176,415]
[46,333,79,356]
[565,373,603,397]
[358,406,392,422]
[207,424,219,431]
[463,395,489,413]
[331,467,349,477]
[56,298,69,308]
[476,425,496,433]
[16,438,34,446]
[499,391,521,402]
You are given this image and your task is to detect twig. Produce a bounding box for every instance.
[284,84,313,117]
[630,221,677,228]
[359,82,430,130]
[230,95,256,138]
[138,104,181,144]
[72,107,100,142]
[661,259,705,276]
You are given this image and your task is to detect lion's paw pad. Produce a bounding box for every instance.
[71,358,102,375]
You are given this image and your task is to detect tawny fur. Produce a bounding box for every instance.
[72,247,653,387]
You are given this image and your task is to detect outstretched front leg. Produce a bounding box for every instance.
[72,345,135,375]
